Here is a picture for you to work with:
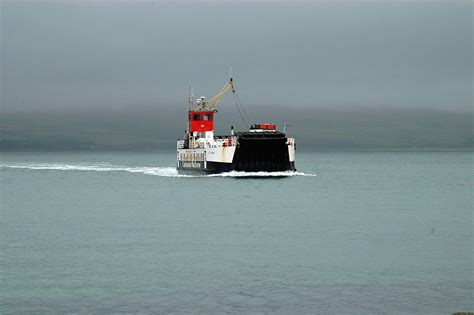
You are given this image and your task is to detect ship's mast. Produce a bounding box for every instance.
[188,86,193,112]
[187,86,194,144]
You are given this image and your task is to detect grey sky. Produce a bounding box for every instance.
[1,0,472,113]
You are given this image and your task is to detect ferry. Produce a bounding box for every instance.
[176,77,296,174]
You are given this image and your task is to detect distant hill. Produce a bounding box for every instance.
[1,106,472,151]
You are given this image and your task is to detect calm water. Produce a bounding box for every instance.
[1,151,472,314]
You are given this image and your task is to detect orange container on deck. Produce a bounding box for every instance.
[257,123,276,130]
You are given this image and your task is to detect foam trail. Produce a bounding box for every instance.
[1,164,188,177]
[1,164,316,177]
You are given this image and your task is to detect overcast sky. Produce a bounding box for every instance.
[1,0,472,113]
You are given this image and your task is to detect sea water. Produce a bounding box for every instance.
[0,151,472,313]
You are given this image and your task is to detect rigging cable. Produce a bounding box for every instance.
[230,82,251,127]
[232,92,250,128]
[233,92,251,126]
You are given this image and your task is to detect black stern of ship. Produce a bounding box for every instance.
[232,131,295,172]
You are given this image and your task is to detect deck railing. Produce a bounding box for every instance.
[177,137,236,150]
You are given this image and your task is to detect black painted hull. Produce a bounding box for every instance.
[232,131,293,172]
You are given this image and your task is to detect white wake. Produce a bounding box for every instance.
[1,163,316,178]
[208,170,314,177]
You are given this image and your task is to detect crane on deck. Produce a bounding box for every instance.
[188,75,250,127]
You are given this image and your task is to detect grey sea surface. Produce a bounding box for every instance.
[1,151,472,314]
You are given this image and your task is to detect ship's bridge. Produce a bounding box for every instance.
[189,111,215,133]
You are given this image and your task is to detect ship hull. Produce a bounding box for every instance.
[177,132,296,175]
[177,161,296,175]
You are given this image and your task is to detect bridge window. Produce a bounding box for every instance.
[193,114,202,121]
[204,113,213,121]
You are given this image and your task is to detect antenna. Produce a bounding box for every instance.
[229,66,232,80]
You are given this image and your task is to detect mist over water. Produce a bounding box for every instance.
[1,106,473,151]
[1,0,472,151]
